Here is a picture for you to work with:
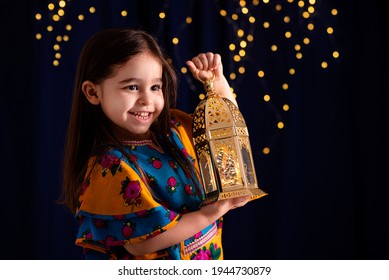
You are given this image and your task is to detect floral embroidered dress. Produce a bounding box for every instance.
[75,109,223,260]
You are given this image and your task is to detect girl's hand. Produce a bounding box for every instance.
[199,195,252,224]
[186,52,223,82]
[228,195,252,209]
[219,195,252,210]
[186,52,238,106]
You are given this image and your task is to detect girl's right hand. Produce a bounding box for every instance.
[199,195,251,223]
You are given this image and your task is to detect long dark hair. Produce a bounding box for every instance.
[61,29,199,214]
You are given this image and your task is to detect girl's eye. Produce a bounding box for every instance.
[128,85,138,91]
[151,85,162,91]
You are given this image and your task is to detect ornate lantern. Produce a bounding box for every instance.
[192,73,267,206]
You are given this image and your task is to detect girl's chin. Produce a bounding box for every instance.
[123,129,152,140]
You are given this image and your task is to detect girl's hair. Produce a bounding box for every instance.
[61,28,199,214]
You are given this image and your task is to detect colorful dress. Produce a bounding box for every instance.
[75,109,223,260]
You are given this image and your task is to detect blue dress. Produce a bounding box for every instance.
[75,110,224,260]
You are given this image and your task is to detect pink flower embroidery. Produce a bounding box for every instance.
[105,236,115,248]
[181,148,189,157]
[191,243,221,260]
[84,230,93,240]
[99,154,121,176]
[101,154,119,169]
[167,177,177,187]
[184,184,194,195]
[168,160,178,170]
[123,181,141,199]
[121,221,135,238]
[136,209,153,218]
[120,178,142,208]
[148,156,162,169]
[113,215,125,220]
[166,176,179,195]
[193,249,212,260]
[93,219,104,228]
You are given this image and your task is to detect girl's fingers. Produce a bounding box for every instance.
[186,52,222,82]
[185,60,196,72]
[231,195,251,209]
[191,56,204,70]
[212,53,221,70]
[188,52,220,71]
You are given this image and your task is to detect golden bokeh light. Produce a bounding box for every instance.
[33,0,339,154]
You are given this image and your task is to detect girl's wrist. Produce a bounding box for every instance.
[199,200,231,224]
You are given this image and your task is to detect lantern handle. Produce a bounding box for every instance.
[196,71,217,96]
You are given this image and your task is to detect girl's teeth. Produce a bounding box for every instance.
[132,112,149,119]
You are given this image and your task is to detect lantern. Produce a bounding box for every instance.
[192,73,267,206]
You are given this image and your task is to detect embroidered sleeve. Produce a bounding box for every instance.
[75,153,181,255]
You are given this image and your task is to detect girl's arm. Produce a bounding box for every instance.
[124,195,250,256]
[186,52,238,107]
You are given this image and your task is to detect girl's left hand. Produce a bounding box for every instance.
[186,52,237,106]
[186,52,223,82]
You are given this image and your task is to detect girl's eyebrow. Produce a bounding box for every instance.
[118,77,163,84]
[118,78,138,84]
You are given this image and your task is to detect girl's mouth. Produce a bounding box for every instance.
[129,111,151,120]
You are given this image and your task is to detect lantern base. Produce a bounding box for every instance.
[219,187,267,200]
[200,187,267,207]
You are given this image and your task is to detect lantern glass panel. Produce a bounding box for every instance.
[199,151,217,194]
[213,139,243,188]
[241,145,255,185]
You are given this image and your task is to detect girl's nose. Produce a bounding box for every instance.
[138,90,152,105]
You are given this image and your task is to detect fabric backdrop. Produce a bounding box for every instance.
[0,0,387,260]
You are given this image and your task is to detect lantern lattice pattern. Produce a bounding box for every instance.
[192,78,267,206]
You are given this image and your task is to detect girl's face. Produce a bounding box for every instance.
[90,52,164,140]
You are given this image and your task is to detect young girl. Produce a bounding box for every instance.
[62,28,253,260]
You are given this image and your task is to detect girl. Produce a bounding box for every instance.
[61,28,252,260]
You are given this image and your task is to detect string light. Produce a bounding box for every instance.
[33,0,340,156]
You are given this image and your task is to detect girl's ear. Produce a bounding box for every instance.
[82,81,100,105]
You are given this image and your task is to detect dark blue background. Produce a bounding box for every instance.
[0,0,387,259]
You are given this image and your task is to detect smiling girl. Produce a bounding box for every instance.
[61,28,251,260]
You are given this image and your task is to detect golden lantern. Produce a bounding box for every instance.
[192,73,267,206]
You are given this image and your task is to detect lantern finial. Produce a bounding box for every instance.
[197,71,217,96]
